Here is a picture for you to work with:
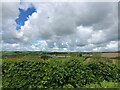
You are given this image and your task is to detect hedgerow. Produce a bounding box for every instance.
[2,58,120,89]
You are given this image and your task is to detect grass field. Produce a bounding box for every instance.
[1,51,120,89]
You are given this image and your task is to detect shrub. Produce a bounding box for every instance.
[2,59,120,89]
[88,61,120,84]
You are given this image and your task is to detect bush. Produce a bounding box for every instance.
[88,61,120,84]
[2,59,120,89]
[63,59,95,88]
[2,61,49,89]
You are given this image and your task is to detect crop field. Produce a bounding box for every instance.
[101,53,119,58]
[1,51,120,89]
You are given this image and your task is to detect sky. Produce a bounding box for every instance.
[1,1,119,52]
[15,5,36,30]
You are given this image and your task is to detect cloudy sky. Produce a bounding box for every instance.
[1,1,119,52]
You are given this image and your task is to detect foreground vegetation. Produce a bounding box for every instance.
[1,51,120,89]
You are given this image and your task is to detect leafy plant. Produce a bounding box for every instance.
[2,58,120,89]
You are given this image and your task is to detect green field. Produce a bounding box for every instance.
[1,51,120,89]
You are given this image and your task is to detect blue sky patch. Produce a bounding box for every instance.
[15,6,36,30]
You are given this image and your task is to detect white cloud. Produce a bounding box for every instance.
[1,2,118,52]
[90,30,106,44]
[106,41,118,51]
